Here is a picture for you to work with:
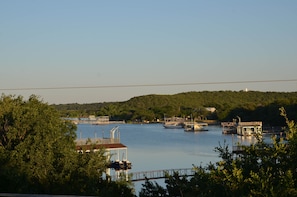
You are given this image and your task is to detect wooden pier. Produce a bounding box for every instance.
[111,168,195,182]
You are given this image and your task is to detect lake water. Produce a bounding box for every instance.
[76,123,254,195]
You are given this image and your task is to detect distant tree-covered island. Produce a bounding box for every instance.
[52,91,297,126]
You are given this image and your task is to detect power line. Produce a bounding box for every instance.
[0,79,296,91]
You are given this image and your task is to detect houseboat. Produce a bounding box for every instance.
[236,121,262,136]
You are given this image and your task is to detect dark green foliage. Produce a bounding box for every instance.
[0,94,135,196]
[139,178,168,197]
[52,91,297,126]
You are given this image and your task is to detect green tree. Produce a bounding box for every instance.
[0,94,135,196]
[0,94,77,193]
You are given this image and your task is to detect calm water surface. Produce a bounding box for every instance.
[76,123,252,194]
[76,124,231,169]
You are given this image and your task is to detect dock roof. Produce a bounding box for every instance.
[76,143,127,151]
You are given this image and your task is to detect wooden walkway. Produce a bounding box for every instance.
[111,168,195,182]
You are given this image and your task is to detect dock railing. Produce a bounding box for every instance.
[75,138,120,145]
[110,168,195,182]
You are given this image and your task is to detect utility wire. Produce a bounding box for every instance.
[0,79,297,91]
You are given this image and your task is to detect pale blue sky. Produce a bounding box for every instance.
[1,0,297,104]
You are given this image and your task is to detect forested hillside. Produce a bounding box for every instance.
[53,91,297,126]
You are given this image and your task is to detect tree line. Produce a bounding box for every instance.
[53,91,297,126]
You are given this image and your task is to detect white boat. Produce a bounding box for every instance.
[164,122,184,129]
[163,116,185,129]
[184,122,208,132]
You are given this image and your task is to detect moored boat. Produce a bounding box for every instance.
[164,122,184,129]
[163,116,185,129]
[184,122,208,132]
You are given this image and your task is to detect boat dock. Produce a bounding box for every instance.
[65,116,125,125]
[221,122,237,134]
[75,126,132,180]
[221,116,262,136]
